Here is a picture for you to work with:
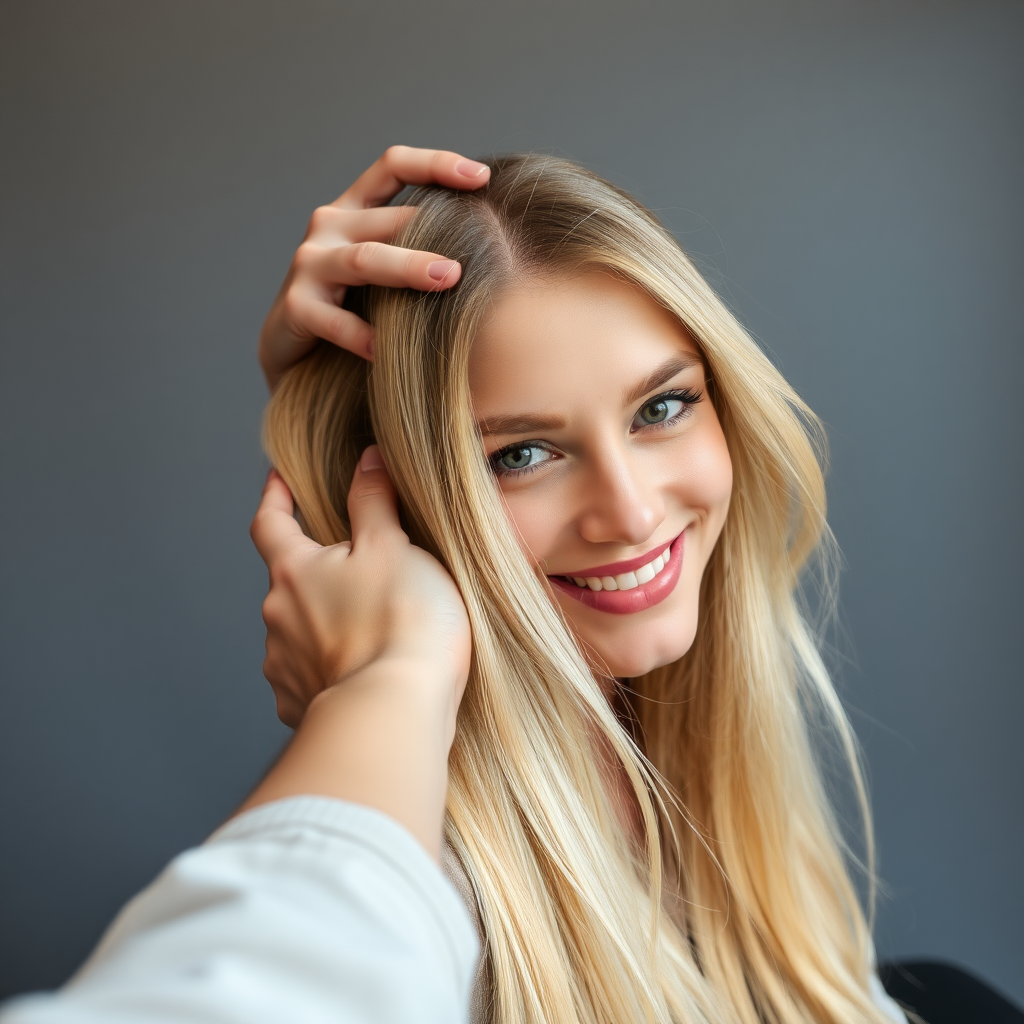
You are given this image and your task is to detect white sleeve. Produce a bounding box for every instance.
[0,797,481,1024]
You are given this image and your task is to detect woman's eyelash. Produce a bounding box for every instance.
[655,386,703,406]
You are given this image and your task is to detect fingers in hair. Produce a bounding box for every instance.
[332,146,490,210]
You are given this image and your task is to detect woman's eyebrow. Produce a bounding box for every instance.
[622,353,703,406]
[477,412,567,436]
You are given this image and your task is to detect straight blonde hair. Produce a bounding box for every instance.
[264,155,891,1024]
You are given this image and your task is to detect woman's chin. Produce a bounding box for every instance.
[581,617,698,680]
[599,650,682,680]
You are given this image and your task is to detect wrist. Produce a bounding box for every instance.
[311,653,459,742]
[322,650,458,704]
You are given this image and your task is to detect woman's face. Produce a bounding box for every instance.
[469,272,733,679]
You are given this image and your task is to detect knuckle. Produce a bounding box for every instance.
[261,592,280,628]
[382,144,408,167]
[349,240,381,274]
[352,481,390,503]
[292,241,317,273]
[281,287,305,322]
[250,508,272,544]
[325,310,346,342]
[307,204,335,234]
[326,309,356,345]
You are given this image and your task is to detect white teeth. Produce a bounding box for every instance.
[634,563,656,585]
[568,546,671,591]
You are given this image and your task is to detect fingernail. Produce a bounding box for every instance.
[455,158,488,178]
[427,259,459,281]
[365,337,375,359]
[360,445,384,472]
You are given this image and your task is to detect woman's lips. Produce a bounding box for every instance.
[548,532,685,615]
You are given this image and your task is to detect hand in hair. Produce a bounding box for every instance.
[250,447,472,726]
[258,146,491,391]
[242,446,472,859]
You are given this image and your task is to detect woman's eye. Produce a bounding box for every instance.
[637,397,679,425]
[490,444,553,476]
[630,388,702,431]
[630,385,704,430]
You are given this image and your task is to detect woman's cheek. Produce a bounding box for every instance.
[500,489,565,568]
[673,418,733,528]
[704,429,733,523]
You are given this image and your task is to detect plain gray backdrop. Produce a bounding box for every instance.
[1,0,1021,1006]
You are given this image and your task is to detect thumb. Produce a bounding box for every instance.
[347,445,403,546]
[251,469,323,566]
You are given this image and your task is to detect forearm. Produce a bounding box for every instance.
[237,656,456,861]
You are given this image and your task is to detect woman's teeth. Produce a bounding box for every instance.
[567,549,669,592]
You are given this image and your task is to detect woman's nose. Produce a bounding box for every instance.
[576,447,665,547]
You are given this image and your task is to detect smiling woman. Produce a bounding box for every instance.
[260,155,904,1024]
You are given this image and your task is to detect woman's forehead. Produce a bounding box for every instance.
[468,271,702,419]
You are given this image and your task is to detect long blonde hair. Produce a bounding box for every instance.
[264,155,889,1024]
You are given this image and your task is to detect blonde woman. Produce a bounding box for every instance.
[0,147,913,1024]
[248,147,910,1024]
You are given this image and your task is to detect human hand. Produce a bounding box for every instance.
[258,146,491,391]
[249,448,472,731]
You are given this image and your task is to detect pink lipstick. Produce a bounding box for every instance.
[548,531,685,615]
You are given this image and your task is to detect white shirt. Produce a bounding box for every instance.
[0,796,905,1023]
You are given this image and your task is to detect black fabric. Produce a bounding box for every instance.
[879,960,1024,1024]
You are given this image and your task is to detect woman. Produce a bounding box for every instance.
[251,149,907,1024]
[0,147,908,1024]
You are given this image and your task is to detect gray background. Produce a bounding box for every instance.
[1,0,1021,1006]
